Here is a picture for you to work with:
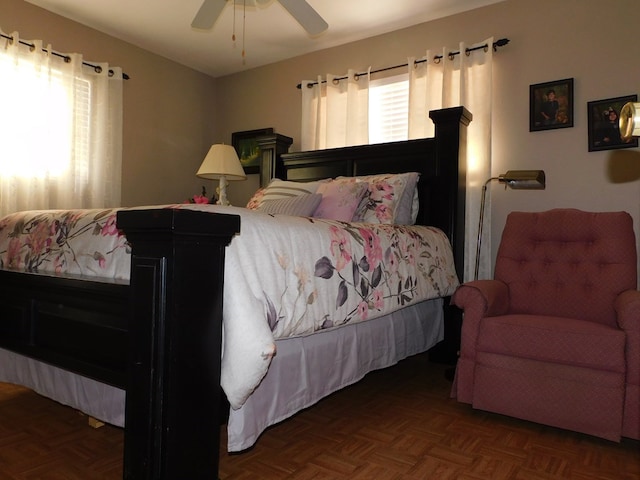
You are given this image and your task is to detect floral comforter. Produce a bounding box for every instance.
[0,204,459,408]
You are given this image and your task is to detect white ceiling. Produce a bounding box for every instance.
[25,0,503,78]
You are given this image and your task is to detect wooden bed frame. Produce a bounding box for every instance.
[0,106,470,479]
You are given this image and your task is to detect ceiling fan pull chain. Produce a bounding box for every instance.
[242,0,246,63]
[232,0,236,42]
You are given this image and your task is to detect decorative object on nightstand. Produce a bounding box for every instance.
[475,170,546,280]
[196,144,247,206]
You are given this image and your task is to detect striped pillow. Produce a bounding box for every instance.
[258,179,325,205]
[257,193,322,217]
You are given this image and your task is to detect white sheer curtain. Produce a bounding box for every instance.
[408,38,494,281]
[301,68,370,150]
[0,31,123,217]
[300,38,494,282]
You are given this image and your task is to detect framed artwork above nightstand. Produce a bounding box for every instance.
[232,129,293,186]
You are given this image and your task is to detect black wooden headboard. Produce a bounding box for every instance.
[281,106,471,282]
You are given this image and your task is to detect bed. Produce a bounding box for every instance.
[0,106,470,479]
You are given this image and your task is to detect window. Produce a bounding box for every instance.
[369,73,409,144]
[0,56,91,179]
[0,35,122,216]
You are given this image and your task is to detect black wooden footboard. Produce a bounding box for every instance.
[0,208,240,480]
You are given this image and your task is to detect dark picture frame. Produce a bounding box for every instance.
[587,95,638,152]
[530,78,574,131]
[232,128,274,174]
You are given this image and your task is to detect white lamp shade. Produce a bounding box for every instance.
[196,144,247,181]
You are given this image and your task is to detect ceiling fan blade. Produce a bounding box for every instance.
[277,0,328,35]
[191,0,228,30]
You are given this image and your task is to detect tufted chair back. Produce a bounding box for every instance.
[494,209,637,328]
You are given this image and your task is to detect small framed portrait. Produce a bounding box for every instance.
[587,95,638,152]
[530,78,574,131]
[232,128,274,174]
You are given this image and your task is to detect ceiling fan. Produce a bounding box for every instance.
[191,0,328,36]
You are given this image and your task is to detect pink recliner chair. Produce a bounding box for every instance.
[451,209,640,441]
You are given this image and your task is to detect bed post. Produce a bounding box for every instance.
[116,208,240,480]
[428,106,471,281]
[428,106,472,366]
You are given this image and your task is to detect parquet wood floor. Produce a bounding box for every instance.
[0,353,637,479]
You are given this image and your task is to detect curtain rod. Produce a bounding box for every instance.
[0,33,130,80]
[296,37,509,89]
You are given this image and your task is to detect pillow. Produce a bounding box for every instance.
[246,188,265,210]
[313,181,369,222]
[258,178,325,206]
[351,172,420,225]
[409,187,420,224]
[257,193,322,217]
[394,172,420,224]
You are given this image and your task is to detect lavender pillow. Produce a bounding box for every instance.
[313,181,369,222]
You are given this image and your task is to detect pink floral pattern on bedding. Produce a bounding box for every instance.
[0,204,459,408]
[258,215,459,338]
[0,209,131,278]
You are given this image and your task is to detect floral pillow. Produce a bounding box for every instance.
[351,172,419,225]
[246,187,265,210]
[312,180,369,222]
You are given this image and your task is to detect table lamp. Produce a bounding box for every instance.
[196,144,247,206]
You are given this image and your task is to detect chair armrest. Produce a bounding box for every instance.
[451,280,510,359]
[614,289,640,387]
[451,280,510,317]
[615,289,640,332]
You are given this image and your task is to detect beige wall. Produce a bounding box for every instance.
[3,0,220,206]
[215,0,640,272]
[4,0,640,273]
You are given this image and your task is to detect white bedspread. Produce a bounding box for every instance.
[0,204,459,408]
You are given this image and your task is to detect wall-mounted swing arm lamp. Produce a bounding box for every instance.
[474,170,546,280]
[620,102,640,141]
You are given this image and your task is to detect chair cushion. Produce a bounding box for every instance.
[477,314,626,372]
[494,209,637,328]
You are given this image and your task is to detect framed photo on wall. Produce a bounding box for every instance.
[530,78,574,131]
[232,128,274,174]
[587,95,638,152]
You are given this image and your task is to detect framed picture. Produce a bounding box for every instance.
[530,78,574,131]
[232,128,274,174]
[587,95,638,152]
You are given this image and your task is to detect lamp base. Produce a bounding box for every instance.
[216,176,230,206]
